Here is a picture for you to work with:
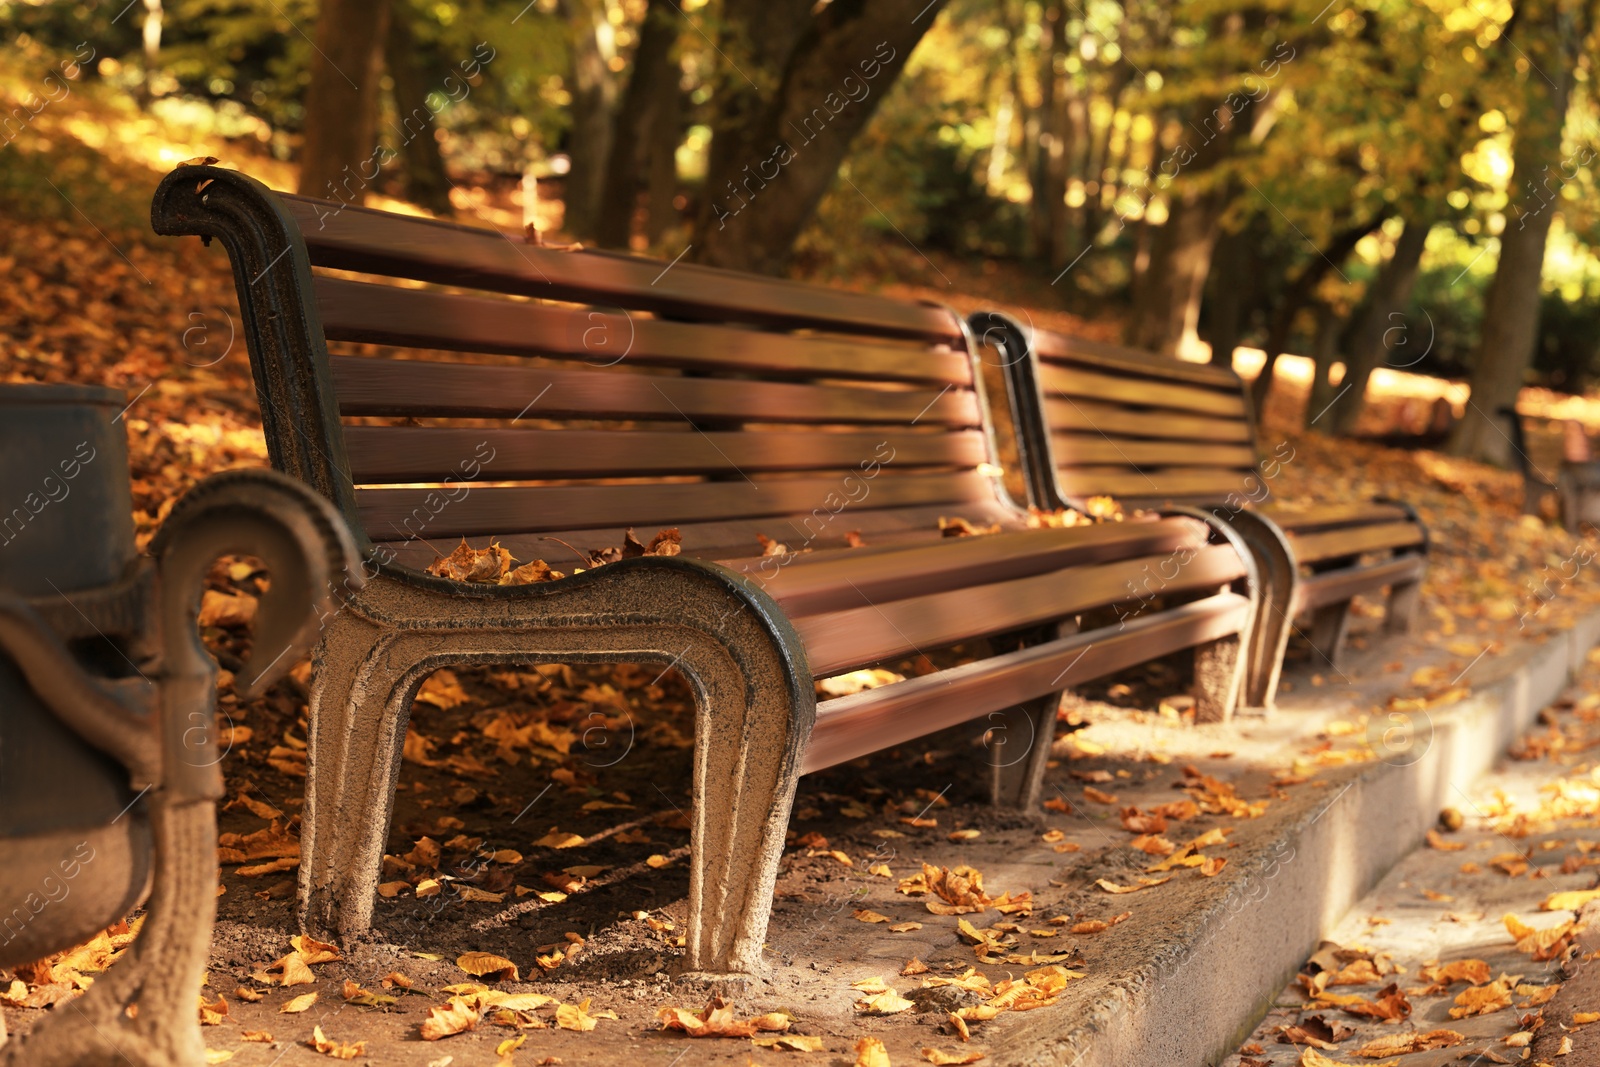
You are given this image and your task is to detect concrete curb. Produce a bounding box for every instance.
[994,610,1600,1067]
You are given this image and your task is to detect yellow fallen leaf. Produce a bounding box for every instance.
[1574,1011,1600,1024]
[1083,786,1118,805]
[754,1034,826,1051]
[279,992,318,1014]
[856,1036,892,1067]
[855,909,893,924]
[855,989,916,1015]
[923,1049,985,1064]
[870,864,893,878]
[1096,877,1171,894]
[1542,888,1600,912]
[889,922,923,933]
[534,828,586,849]
[203,1052,233,1065]
[556,998,611,1031]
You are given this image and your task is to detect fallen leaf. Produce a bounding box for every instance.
[855,909,893,924]
[923,1049,985,1064]
[1096,877,1171,894]
[856,1036,892,1067]
[1542,888,1600,912]
[1353,1029,1463,1056]
[656,997,790,1038]
[754,1034,826,1052]
[457,952,519,982]
[309,1024,366,1059]
[855,989,916,1015]
[279,992,318,1014]
[420,1000,480,1040]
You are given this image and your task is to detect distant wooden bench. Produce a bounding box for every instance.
[970,314,1428,709]
[152,165,1261,978]
[1500,406,1600,529]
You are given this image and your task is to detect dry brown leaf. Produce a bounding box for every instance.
[420,1000,480,1040]
[1353,1030,1464,1056]
[656,997,791,1038]
[457,951,520,982]
[1449,976,1514,1019]
[309,1024,366,1059]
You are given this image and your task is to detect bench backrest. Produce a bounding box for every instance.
[154,168,1020,570]
[989,318,1265,511]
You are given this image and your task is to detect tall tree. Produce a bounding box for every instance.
[297,0,390,201]
[561,0,620,240]
[596,0,682,249]
[689,0,949,275]
[1327,216,1431,435]
[385,0,454,217]
[1449,0,1582,463]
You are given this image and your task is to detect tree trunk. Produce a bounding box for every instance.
[1249,210,1391,414]
[1304,302,1342,426]
[643,65,683,245]
[595,0,682,248]
[139,0,162,106]
[298,0,390,201]
[1202,224,1248,366]
[1448,0,1576,464]
[689,0,949,275]
[561,0,619,240]
[1127,182,1225,356]
[385,1,454,217]
[1329,217,1431,436]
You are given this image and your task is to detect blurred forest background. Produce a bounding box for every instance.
[4,0,1599,465]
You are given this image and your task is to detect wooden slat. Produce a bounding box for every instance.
[1262,503,1412,534]
[356,471,992,541]
[370,500,1025,571]
[1050,434,1258,468]
[329,356,980,427]
[282,196,962,342]
[315,277,972,385]
[1044,399,1254,444]
[1031,329,1244,389]
[345,426,986,483]
[1056,467,1259,501]
[1295,555,1426,612]
[803,592,1251,773]
[795,543,1248,676]
[1037,365,1246,418]
[1287,521,1425,564]
[729,517,1205,618]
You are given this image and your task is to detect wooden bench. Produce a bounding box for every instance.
[970,313,1428,711]
[1500,406,1600,529]
[152,165,1260,978]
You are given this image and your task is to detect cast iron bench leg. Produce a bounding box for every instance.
[1215,511,1297,712]
[1306,602,1354,668]
[298,560,813,977]
[1192,631,1247,724]
[987,694,1062,809]
[0,798,214,1067]
[1385,577,1422,635]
